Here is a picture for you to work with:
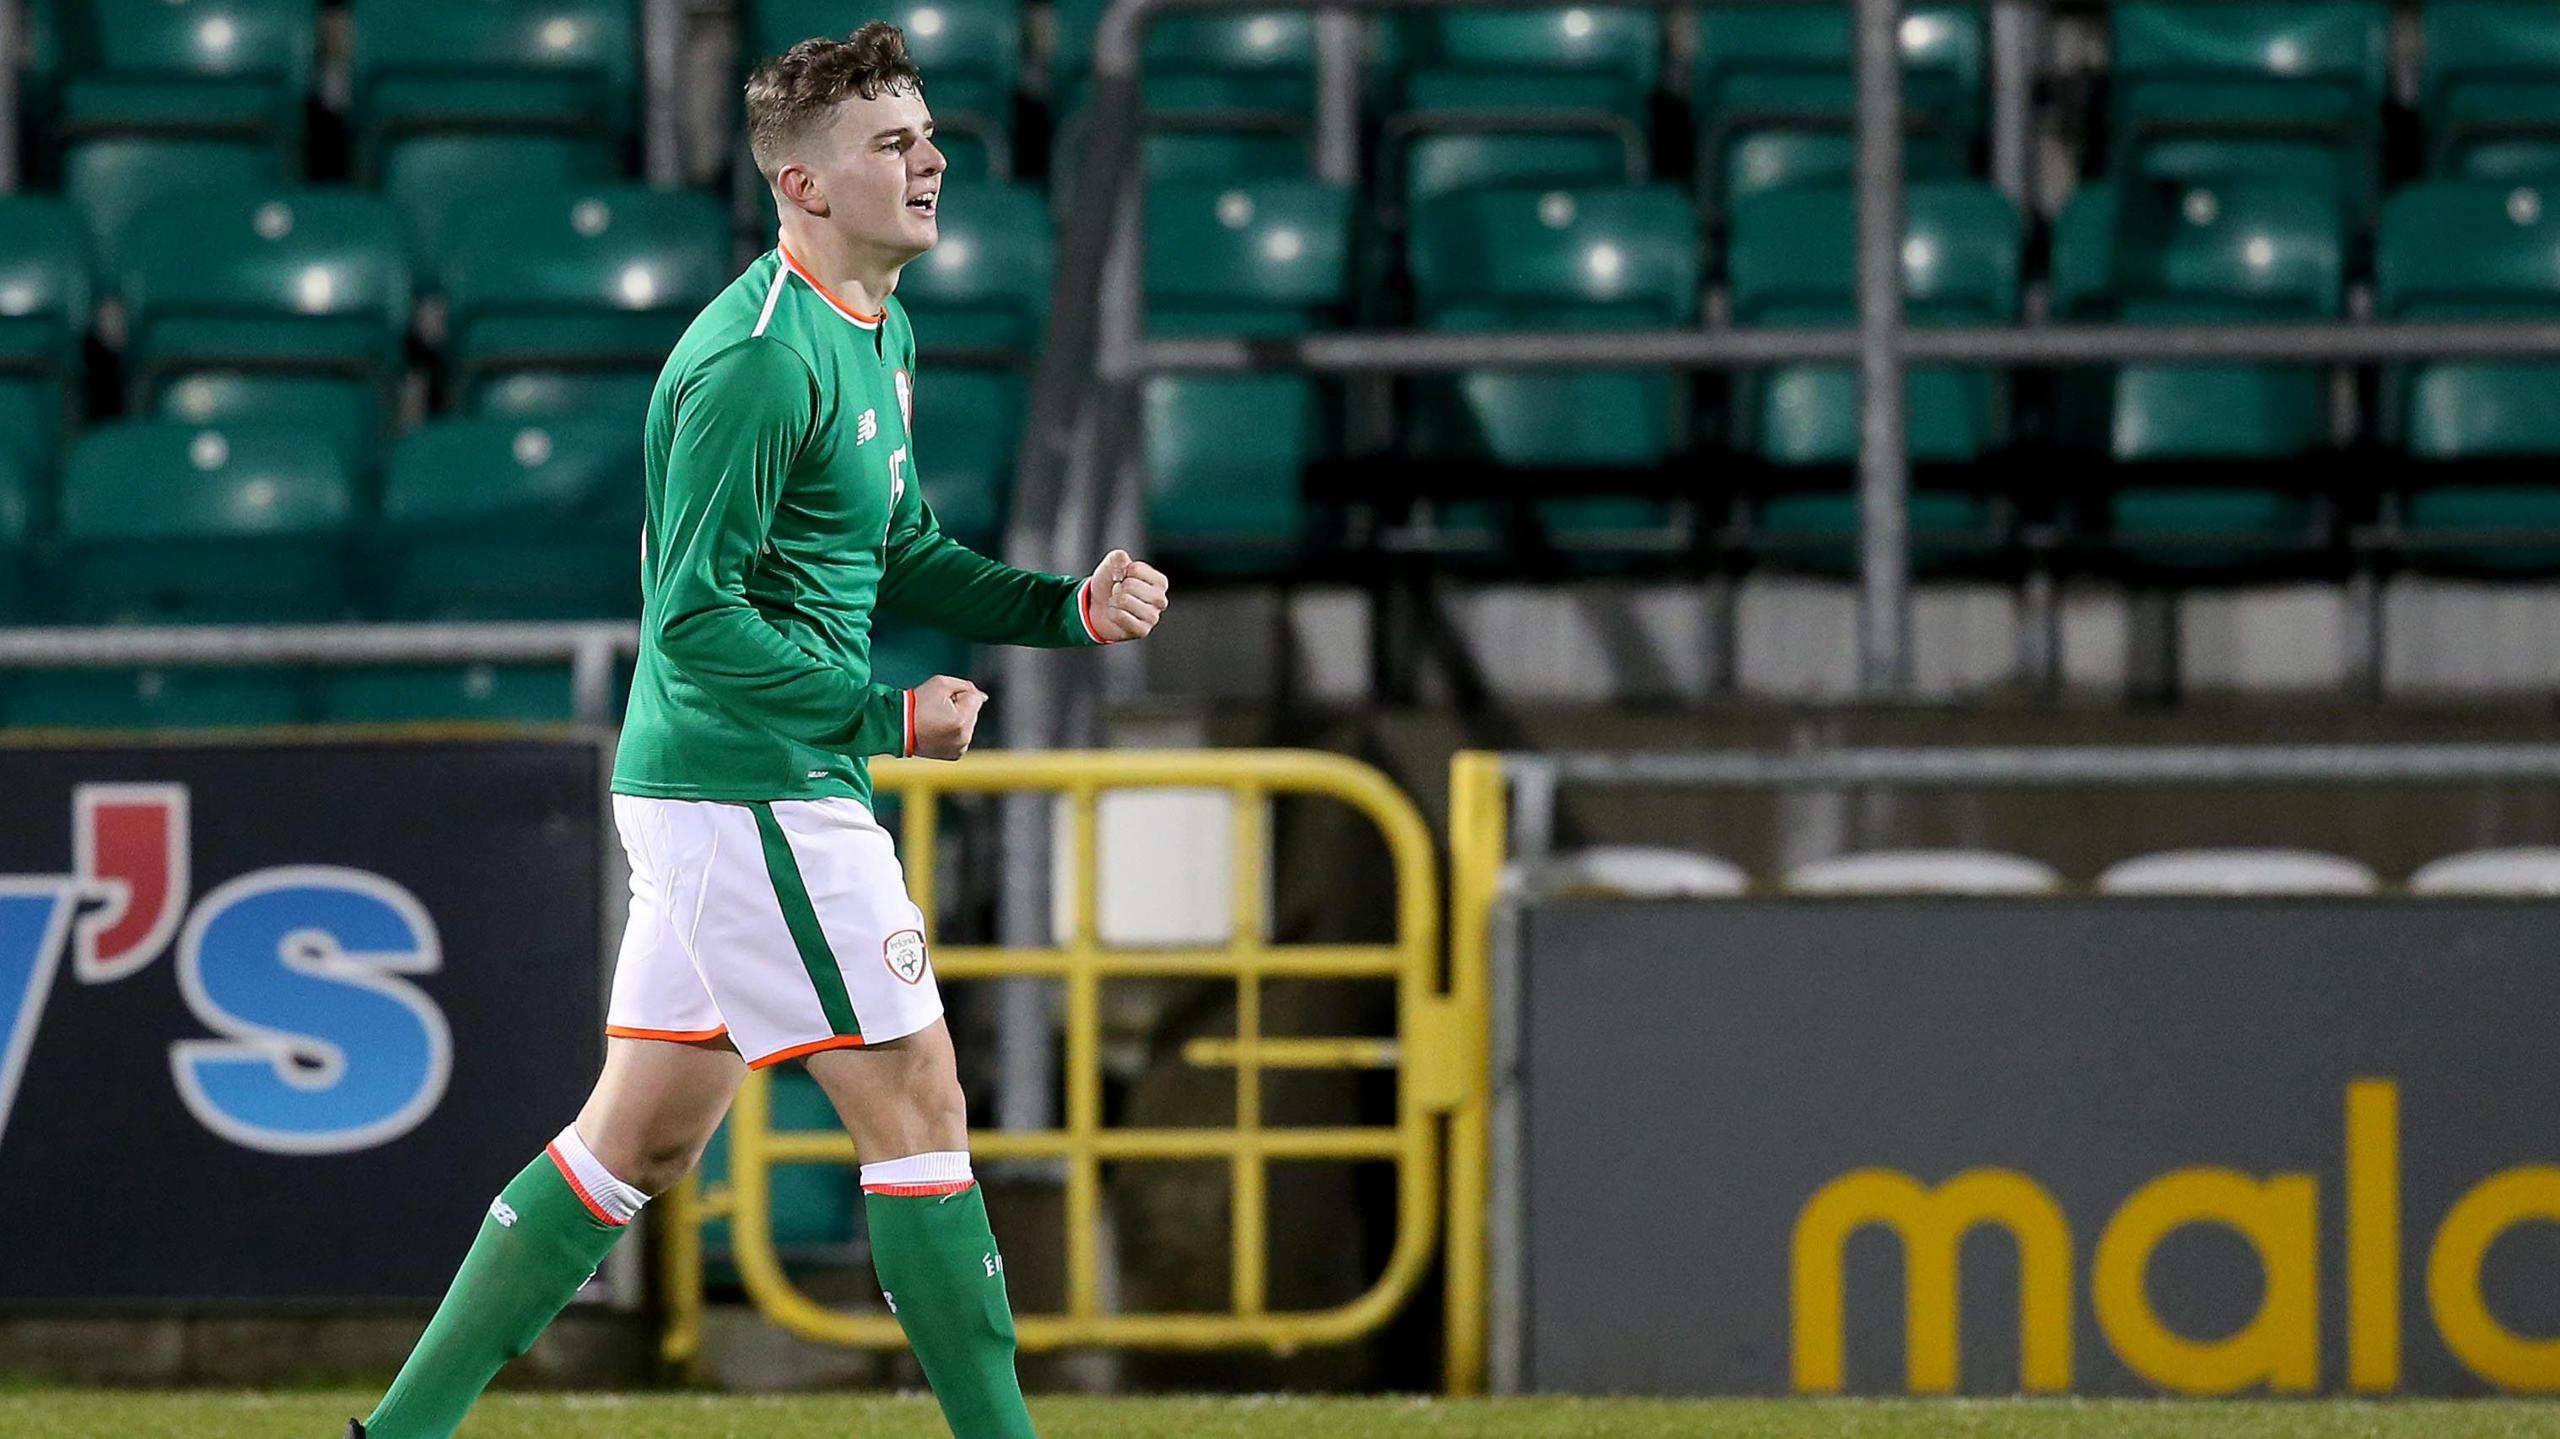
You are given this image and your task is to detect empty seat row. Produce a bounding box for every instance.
[22,0,641,271]
[1513,844,2560,898]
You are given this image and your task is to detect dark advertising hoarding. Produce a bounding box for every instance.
[0,737,607,1303]
[1516,900,2560,1396]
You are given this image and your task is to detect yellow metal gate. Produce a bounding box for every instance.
[659,749,1488,1390]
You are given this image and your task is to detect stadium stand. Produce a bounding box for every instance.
[1143,178,1350,568]
[2423,1,2560,182]
[2375,178,2560,571]
[0,192,84,486]
[1728,178,2017,571]
[11,0,2560,721]
[438,184,728,419]
[2050,179,2345,573]
[120,188,411,472]
[1691,2,1980,221]
[1407,182,1697,552]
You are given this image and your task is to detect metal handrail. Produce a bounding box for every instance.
[656,749,1487,1384]
[0,622,639,721]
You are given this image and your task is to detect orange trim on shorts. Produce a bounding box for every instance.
[604,1024,730,1043]
[863,1179,979,1197]
[748,1034,867,1069]
[546,1142,629,1227]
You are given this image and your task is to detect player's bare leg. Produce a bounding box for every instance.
[352,1038,744,1439]
[807,1021,1038,1438]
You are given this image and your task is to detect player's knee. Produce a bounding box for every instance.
[615,1132,711,1196]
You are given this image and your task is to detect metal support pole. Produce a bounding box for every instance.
[642,0,683,187]
[1854,0,1911,698]
[1988,0,2037,209]
[1315,11,1362,186]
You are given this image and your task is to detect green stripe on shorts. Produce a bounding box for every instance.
[748,802,862,1039]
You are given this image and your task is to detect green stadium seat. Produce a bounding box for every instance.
[53,0,314,150]
[3,668,313,730]
[910,369,1019,551]
[0,195,89,484]
[751,0,1019,108]
[1691,4,1982,217]
[2423,3,2560,181]
[118,190,411,473]
[2107,2,2387,216]
[1385,72,1645,225]
[894,181,1050,354]
[1404,185,1698,555]
[64,135,291,273]
[16,0,66,150]
[389,135,624,275]
[1144,366,1322,569]
[351,0,638,187]
[368,415,642,622]
[1148,180,1350,317]
[1727,181,2019,572]
[1053,0,1314,109]
[1395,7,1659,97]
[0,447,35,621]
[1408,183,1692,463]
[56,421,352,623]
[1050,0,1317,200]
[1140,181,1351,569]
[2377,180,2560,569]
[439,186,729,416]
[2052,180,2345,570]
[321,665,583,725]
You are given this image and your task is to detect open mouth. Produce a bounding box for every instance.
[907,190,938,217]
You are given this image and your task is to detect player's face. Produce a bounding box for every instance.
[809,86,945,261]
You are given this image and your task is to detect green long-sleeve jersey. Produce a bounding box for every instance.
[611,246,1103,806]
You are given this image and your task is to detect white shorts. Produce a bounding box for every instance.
[606,794,944,1067]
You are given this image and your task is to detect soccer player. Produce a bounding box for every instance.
[347,24,1168,1439]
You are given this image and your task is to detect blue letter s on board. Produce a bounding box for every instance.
[170,866,451,1155]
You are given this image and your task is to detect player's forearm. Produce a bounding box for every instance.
[657,602,884,750]
[879,538,1098,648]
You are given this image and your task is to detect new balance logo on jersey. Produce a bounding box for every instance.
[490,1199,518,1228]
[857,408,879,445]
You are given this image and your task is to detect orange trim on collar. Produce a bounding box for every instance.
[777,243,886,326]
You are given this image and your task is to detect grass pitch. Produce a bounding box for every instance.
[6,1392,2560,1438]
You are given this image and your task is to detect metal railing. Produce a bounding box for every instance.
[0,622,639,721]
[1042,0,2560,705]
[657,748,1494,1391]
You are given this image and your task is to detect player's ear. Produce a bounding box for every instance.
[774,162,828,218]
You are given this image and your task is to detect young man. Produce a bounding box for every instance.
[348,25,1169,1439]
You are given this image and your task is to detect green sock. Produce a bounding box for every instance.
[867,1183,1039,1438]
[365,1150,630,1439]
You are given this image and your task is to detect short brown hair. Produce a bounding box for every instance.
[745,22,924,181]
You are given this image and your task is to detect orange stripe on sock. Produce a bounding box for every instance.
[748,1034,866,1069]
[863,1179,978,1197]
[545,1143,628,1227]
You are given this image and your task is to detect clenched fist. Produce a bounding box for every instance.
[1084,549,1170,642]
[909,675,987,760]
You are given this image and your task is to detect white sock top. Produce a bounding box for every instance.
[547,1123,649,1225]
[860,1149,975,1194]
